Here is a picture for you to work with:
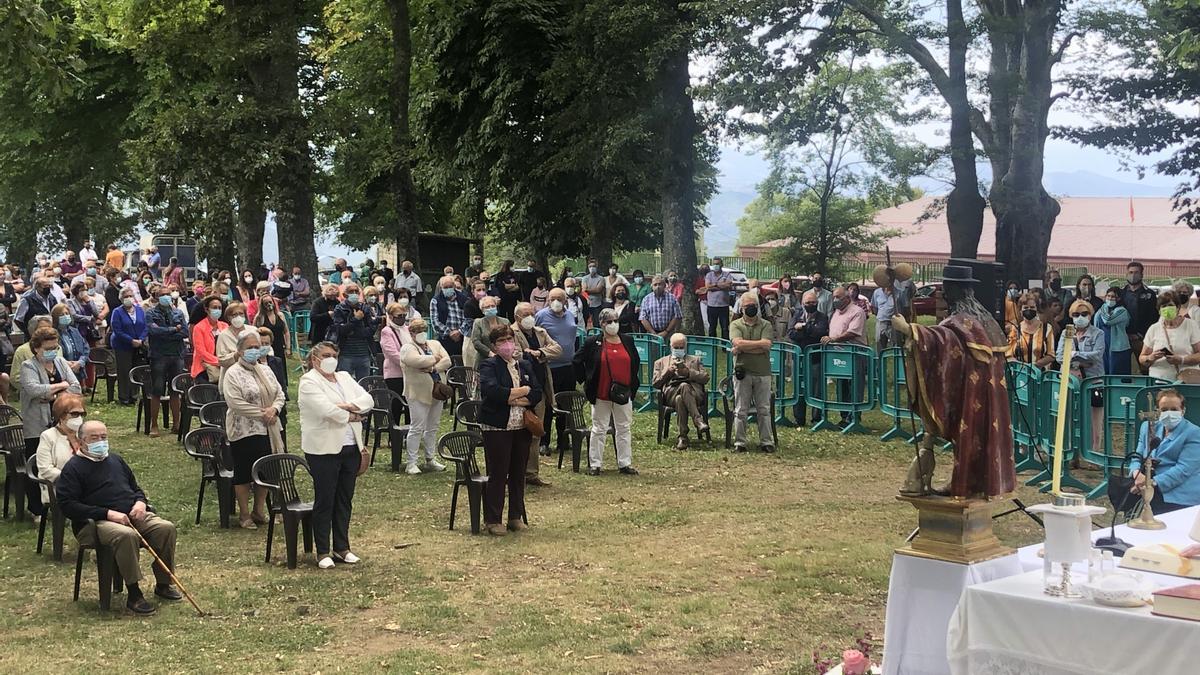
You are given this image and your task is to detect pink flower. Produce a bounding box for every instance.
[842,650,870,675]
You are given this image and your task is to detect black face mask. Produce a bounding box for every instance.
[1050,279,1062,290]
[1022,308,1038,320]
[615,292,628,300]
[804,304,818,313]
[743,305,759,317]
[813,279,824,289]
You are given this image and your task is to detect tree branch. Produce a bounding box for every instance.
[1051,31,1081,66]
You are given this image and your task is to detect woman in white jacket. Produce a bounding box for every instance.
[399,318,451,475]
[298,341,374,569]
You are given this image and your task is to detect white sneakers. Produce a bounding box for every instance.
[405,463,421,475]
[423,459,446,472]
[318,551,362,568]
[406,459,445,474]
[318,556,335,569]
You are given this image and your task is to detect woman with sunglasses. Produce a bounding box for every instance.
[35,393,87,506]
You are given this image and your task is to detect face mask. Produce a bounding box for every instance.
[242,348,261,364]
[520,316,535,330]
[633,276,644,284]
[412,332,428,345]
[122,297,134,308]
[347,293,360,305]
[1161,306,1178,321]
[171,291,180,299]
[1008,289,1020,299]
[550,300,564,313]
[159,295,172,306]
[1105,299,1117,309]
[263,347,274,357]
[496,341,516,359]
[1128,273,1142,284]
[712,265,722,272]
[209,308,222,321]
[293,274,301,281]
[1079,286,1092,296]
[588,266,597,274]
[1022,308,1038,320]
[230,316,246,329]
[608,268,618,276]
[836,298,850,309]
[364,296,376,306]
[1049,279,1062,290]
[484,307,498,318]
[66,416,84,432]
[654,286,665,296]
[391,314,406,326]
[142,277,152,285]
[813,279,824,289]
[566,287,576,296]
[1161,410,1184,430]
[244,276,254,284]
[41,349,58,362]
[473,259,482,266]
[375,283,385,292]
[86,268,96,277]
[442,287,456,298]
[743,305,759,318]
[1073,315,1090,329]
[318,357,338,374]
[804,304,818,313]
[668,277,677,283]
[671,348,686,359]
[604,322,619,336]
[84,440,109,461]
[615,292,628,300]
[58,315,72,327]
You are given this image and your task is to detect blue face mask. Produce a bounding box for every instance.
[442,287,456,298]
[483,308,498,318]
[209,308,223,321]
[347,293,360,305]
[159,295,172,306]
[1161,410,1184,430]
[86,268,96,277]
[671,348,687,359]
[85,440,109,460]
[58,315,72,327]
[1105,299,1117,309]
[41,349,58,362]
[242,348,261,363]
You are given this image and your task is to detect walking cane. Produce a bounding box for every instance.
[133,528,205,616]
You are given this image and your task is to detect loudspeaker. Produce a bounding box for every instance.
[948,258,1007,325]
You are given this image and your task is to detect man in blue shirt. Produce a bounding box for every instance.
[703,257,734,339]
[430,275,472,359]
[638,275,682,338]
[871,272,898,350]
[536,287,578,456]
[146,284,188,437]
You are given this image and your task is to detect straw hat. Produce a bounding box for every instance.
[893,262,914,281]
[872,265,891,288]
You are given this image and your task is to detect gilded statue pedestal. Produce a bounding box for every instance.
[895,495,1014,564]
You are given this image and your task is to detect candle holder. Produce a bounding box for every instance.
[1030,498,1106,598]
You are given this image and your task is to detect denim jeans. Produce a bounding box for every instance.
[337,353,372,381]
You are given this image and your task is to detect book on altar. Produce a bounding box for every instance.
[1152,584,1200,621]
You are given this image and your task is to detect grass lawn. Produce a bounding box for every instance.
[0,364,1069,674]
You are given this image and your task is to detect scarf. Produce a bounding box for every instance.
[243,360,285,454]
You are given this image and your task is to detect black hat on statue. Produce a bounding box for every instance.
[939,265,980,285]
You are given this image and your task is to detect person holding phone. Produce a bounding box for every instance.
[1140,290,1200,382]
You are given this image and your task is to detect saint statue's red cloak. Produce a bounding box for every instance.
[905,314,1016,498]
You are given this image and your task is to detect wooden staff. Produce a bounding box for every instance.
[134,528,205,616]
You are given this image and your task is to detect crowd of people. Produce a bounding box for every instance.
[6,245,1200,614]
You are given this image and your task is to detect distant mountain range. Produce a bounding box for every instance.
[702,147,1180,256]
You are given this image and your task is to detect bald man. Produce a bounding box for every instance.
[535,287,578,456]
[652,333,710,450]
[55,421,181,614]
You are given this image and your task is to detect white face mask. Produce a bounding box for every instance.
[550,300,564,313]
[398,298,410,308]
[520,316,535,330]
[604,322,619,336]
[65,416,84,432]
[414,333,428,345]
[318,357,338,374]
[1161,410,1184,430]
[230,316,246,329]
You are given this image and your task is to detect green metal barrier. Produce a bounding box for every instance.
[630,333,666,412]
[684,336,733,417]
[804,343,876,435]
[291,310,311,351]
[1080,375,1170,499]
[878,347,922,443]
[1006,362,1044,474]
[769,342,804,426]
[1028,370,1091,493]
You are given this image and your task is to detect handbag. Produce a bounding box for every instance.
[523,408,544,437]
[603,341,632,405]
[356,447,370,477]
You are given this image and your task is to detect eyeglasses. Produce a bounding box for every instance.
[65,411,85,418]
[1070,313,1090,318]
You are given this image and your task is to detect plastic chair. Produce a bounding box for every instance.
[27,455,66,561]
[183,427,234,528]
[657,388,713,446]
[447,366,479,426]
[88,347,118,403]
[180,383,221,441]
[552,391,602,472]
[720,376,778,449]
[73,522,126,611]
[437,431,487,534]
[1,423,28,520]
[199,400,228,429]
[358,375,386,392]
[366,388,409,468]
[454,400,482,435]
[252,454,314,569]
[0,404,21,425]
[128,364,156,435]
[169,373,193,441]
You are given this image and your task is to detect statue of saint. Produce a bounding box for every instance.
[892,265,1016,498]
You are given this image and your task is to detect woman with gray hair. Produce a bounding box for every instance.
[470,294,510,364]
[1172,279,1200,322]
[572,307,640,476]
[221,331,286,529]
[399,316,450,474]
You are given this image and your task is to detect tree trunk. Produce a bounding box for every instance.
[945,0,986,259]
[234,182,266,274]
[206,201,238,274]
[385,0,421,269]
[589,222,614,271]
[659,13,702,334]
[267,1,319,287]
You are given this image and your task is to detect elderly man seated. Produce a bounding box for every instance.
[55,420,181,615]
[652,333,710,450]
